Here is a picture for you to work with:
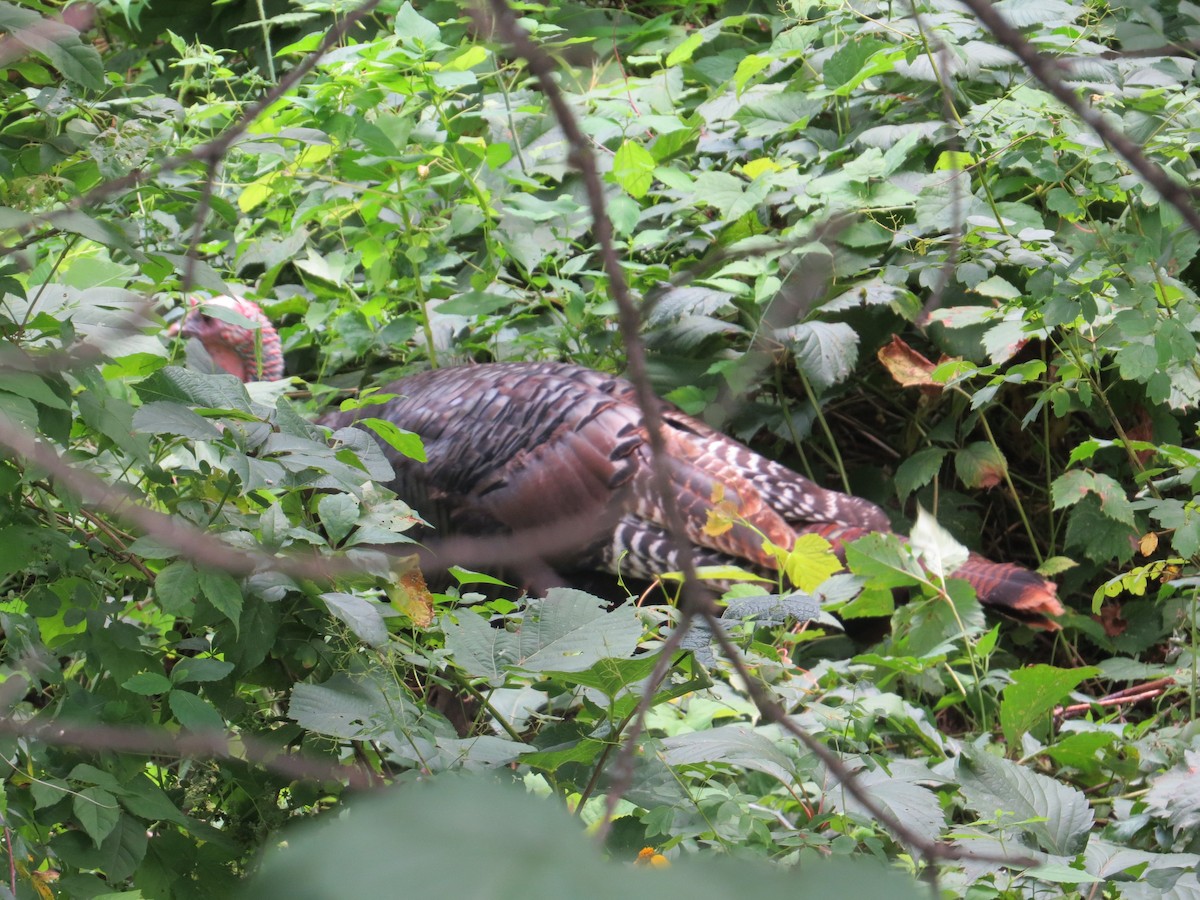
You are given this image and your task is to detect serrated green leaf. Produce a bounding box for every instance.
[198,569,244,633]
[1000,664,1099,748]
[359,417,426,462]
[73,787,121,847]
[122,672,172,695]
[780,532,842,592]
[823,37,888,91]
[168,690,225,732]
[321,592,389,647]
[154,560,199,614]
[442,590,641,685]
[611,140,655,199]
[895,447,947,499]
[318,492,360,545]
[958,748,1094,855]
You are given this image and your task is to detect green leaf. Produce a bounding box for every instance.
[1145,750,1200,838]
[448,566,513,587]
[73,787,121,847]
[660,725,797,784]
[666,31,704,66]
[436,291,520,316]
[908,507,969,580]
[132,401,223,440]
[845,533,925,590]
[783,321,859,391]
[1064,497,1136,564]
[779,533,842,592]
[894,447,947,499]
[154,560,199,614]
[1000,664,1099,748]
[1050,471,1132,523]
[171,657,235,684]
[834,767,946,843]
[0,372,68,409]
[122,672,171,695]
[168,690,226,732]
[1043,731,1117,772]
[823,37,888,91]
[137,366,255,413]
[289,673,414,740]
[318,493,360,546]
[954,442,1008,490]
[442,590,642,684]
[1035,556,1076,577]
[0,2,105,89]
[1051,470,1094,510]
[1024,864,1102,884]
[957,748,1094,855]
[1116,340,1158,381]
[393,1,441,47]
[1089,473,1135,525]
[974,275,1021,300]
[442,44,488,72]
[247,776,930,900]
[611,140,656,199]
[733,53,770,94]
[359,417,426,462]
[320,592,389,647]
[691,171,771,219]
[198,569,244,632]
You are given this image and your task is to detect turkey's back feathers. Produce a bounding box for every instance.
[320,363,644,561]
[313,360,1060,627]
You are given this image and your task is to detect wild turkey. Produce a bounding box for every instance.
[177,296,1064,628]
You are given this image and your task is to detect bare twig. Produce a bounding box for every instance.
[0,710,375,789]
[1055,677,1176,720]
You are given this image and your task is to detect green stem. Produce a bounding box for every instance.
[973,407,1044,565]
[775,367,816,481]
[254,0,276,82]
[799,371,851,494]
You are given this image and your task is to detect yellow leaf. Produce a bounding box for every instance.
[742,157,781,180]
[238,175,277,212]
[442,45,489,72]
[703,507,733,537]
[1138,531,1159,556]
[659,565,770,583]
[386,562,434,627]
[666,31,704,67]
[782,533,842,592]
[296,143,332,167]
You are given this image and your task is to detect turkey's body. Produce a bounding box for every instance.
[319,361,1062,625]
[177,297,1062,626]
[322,362,886,577]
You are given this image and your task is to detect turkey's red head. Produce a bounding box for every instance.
[179,295,284,382]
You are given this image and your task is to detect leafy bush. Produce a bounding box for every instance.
[0,0,1197,897]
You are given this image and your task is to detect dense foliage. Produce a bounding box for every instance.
[0,0,1197,896]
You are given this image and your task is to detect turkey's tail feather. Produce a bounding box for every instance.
[799,523,1063,630]
[955,555,1064,627]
